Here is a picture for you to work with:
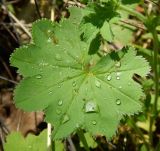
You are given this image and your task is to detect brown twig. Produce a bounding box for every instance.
[5,0,21,5]
[34,0,42,19]
[0,75,18,85]
[0,56,14,80]
[120,19,146,30]
[1,23,19,43]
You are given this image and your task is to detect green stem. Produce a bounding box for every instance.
[152,29,159,117]
[118,4,146,23]
[77,129,90,151]
[52,141,55,151]
[149,28,160,147]
[129,118,150,151]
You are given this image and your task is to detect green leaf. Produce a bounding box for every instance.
[111,22,135,45]
[80,132,98,148]
[10,18,150,140]
[100,21,114,42]
[76,2,119,53]
[4,130,47,151]
[88,33,101,55]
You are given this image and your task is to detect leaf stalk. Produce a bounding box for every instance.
[118,4,146,23]
[77,129,90,151]
[149,25,160,148]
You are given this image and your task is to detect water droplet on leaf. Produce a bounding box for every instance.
[56,109,61,115]
[49,91,53,94]
[116,72,121,76]
[115,61,121,68]
[55,54,62,61]
[36,74,42,79]
[95,80,101,88]
[92,120,97,125]
[116,76,120,80]
[119,86,122,89]
[58,100,63,106]
[72,81,76,87]
[116,99,121,105]
[116,72,121,80]
[47,30,51,33]
[106,75,112,81]
[76,123,80,128]
[58,84,62,88]
[85,101,99,113]
[47,38,52,43]
[62,114,70,124]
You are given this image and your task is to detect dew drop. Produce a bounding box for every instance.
[109,86,112,89]
[74,88,79,93]
[62,114,70,124]
[49,91,53,94]
[72,81,76,87]
[128,82,131,86]
[106,75,112,81]
[58,100,63,106]
[115,61,121,68]
[64,50,67,54]
[55,54,62,61]
[76,123,80,128]
[116,99,121,105]
[39,61,48,66]
[36,74,42,79]
[85,101,99,113]
[95,80,101,88]
[116,72,121,76]
[116,72,121,80]
[116,76,120,80]
[47,30,51,33]
[119,86,122,89]
[47,38,52,43]
[92,120,97,125]
[58,83,62,88]
[56,109,61,115]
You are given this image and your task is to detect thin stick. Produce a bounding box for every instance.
[0,75,18,84]
[51,0,56,21]
[34,0,42,19]
[120,19,146,30]
[8,11,31,38]
[77,129,90,151]
[5,0,20,5]
[67,136,77,151]
[46,3,57,150]
[0,56,14,80]
[1,23,19,43]
[67,0,85,8]
[47,123,52,151]
[146,0,160,7]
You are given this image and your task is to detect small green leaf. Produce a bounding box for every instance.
[100,21,114,42]
[4,130,47,151]
[81,2,119,43]
[80,132,97,148]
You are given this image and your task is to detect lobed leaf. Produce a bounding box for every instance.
[10,18,150,140]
